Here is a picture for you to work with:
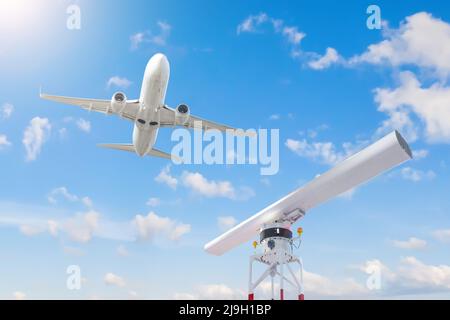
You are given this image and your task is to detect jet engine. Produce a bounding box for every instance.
[175,104,190,125]
[111,92,127,114]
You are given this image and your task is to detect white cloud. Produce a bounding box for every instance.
[48,188,94,228]
[18,220,61,239]
[285,138,348,166]
[307,12,450,145]
[299,124,330,139]
[236,13,268,34]
[130,21,172,49]
[181,171,254,201]
[152,21,172,46]
[256,269,367,299]
[146,197,160,207]
[282,26,305,45]
[182,171,236,199]
[308,47,340,70]
[412,149,429,160]
[133,212,190,242]
[171,224,192,241]
[64,210,100,243]
[269,114,280,120]
[237,13,343,69]
[217,216,237,231]
[374,71,450,143]
[1,200,192,244]
[179,257,450,300]
[155,165,178,190]
[173,292,197,300]
[130,32,146,50]
[76,118,91,133]
[163,169,253,201]
[48,187,79,204]
[198,284,245,300]
[392,237,427,250]
[13,291,26,300]
[237,13,306,50]
[0,134,11,149]
[60,117,92,136]
[358,257,450,295]
[47,220,58,237]
[0,201,125,244]
[1,103,14,119]
[359,258,397,284]
[104,273,126,287]
[374,108,419,143]
[19,224,44,236]
[177,271,368,300]
[22,117,51,161]
[174,257,450,299]
[286,133,406,169]
[58,128,67,139]
[81,196,93,208]
[117,244,129,257]
[302,270,368,298]
[433,229,450,243]
[397,256,450,291]
[400,167,435,182]
[351,12,450,79]
[107,76,132,89]
[174,284,245,300]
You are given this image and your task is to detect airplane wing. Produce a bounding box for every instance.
[40,93,139,121]
[204,131,413,256]
[159,105,255,137]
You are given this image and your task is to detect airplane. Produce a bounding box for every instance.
[40,53,251,160]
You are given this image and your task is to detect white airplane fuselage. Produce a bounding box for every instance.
[133,53,170,156]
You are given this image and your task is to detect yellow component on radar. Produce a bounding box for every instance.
[297,227,303,236]
[252,241,258,249]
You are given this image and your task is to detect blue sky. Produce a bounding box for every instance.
[1,0,450,299]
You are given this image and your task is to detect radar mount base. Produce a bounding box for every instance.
[248,210,305,300]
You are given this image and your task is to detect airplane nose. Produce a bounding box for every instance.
[150,53,165,66]
[153,53,167,62]
[149,53,169,72]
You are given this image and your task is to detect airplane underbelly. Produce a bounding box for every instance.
[139,70,168,123]
[143,80,161,115]
[133,126,158,156]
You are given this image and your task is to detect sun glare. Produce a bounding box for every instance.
[0,0,44,33]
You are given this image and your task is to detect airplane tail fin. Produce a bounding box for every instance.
[97,143,179,161]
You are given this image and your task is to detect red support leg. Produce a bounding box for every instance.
[280,289,284,301]
[248,293,254,300]
[299,293,305,300]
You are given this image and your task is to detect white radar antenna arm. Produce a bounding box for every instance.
[204,130,412,256]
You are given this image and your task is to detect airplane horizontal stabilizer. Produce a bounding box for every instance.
[97,143,179,161]
[97,143,135,153]
[147,148,176,160]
